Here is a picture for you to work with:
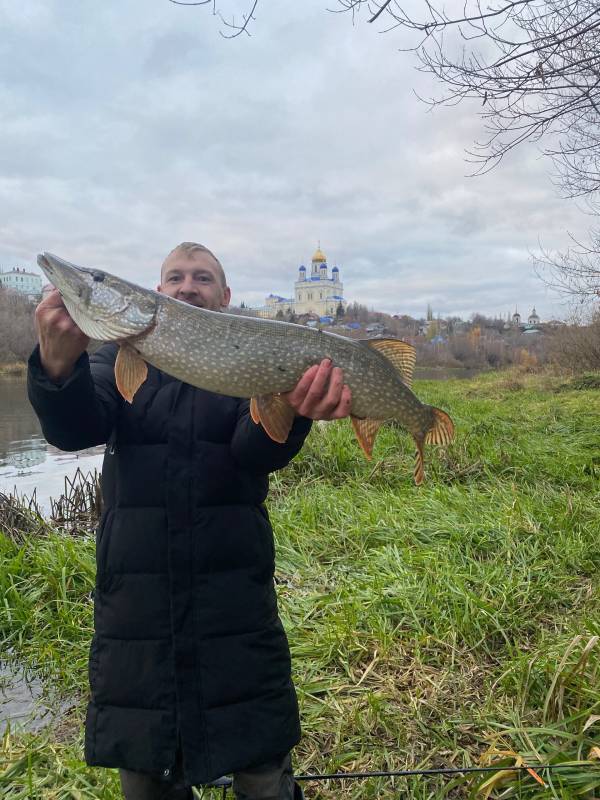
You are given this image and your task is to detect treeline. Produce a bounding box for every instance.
[342,305,600,373]
[3,288,599,374]
[550,316,600,372]
[0,290,38,364]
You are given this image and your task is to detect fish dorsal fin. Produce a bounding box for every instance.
[251,394,296,444]
[350,416,383,460]
[364,339,416,388]
[115,344,148,403]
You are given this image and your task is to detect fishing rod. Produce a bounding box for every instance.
[205,762,600,798]
[295,763,591,780]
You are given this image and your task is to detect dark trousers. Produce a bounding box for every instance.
[119,752,296,800]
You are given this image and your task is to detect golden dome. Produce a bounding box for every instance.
[312,247,326,263]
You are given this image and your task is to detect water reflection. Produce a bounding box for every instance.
[0,376,104,511]
[0,378,46,468]
[4,441,47,472]
[0,661,74,734]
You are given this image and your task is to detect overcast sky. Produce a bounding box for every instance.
[0,0,592,320]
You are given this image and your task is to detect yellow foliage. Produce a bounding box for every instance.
[518,349,538,370]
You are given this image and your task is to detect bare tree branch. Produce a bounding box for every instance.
[168,0,600,303]
[169,0,213,6]
[167,0,257,37]
[335,0,600,190]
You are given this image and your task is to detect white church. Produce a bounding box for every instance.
[261,246,346,319]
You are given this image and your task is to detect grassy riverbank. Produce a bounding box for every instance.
[1,371,599,798]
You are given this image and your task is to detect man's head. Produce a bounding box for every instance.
[158,242,231,311]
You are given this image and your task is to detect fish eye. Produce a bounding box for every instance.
[92,271,105,283]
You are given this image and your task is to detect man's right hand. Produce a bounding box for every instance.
[35,289,90,383]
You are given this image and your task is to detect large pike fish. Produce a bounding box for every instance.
[37,252,454,484]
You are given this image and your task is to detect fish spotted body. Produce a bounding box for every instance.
[37,252,454,483]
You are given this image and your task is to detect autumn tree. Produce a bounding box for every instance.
[0,289,38,364]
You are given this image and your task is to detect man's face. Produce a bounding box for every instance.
[158,251,231,311]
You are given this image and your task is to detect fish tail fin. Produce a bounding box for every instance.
[412,406,455,486]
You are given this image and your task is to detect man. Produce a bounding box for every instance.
[28,242,352,800]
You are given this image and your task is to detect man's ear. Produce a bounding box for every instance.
[156,283,163,294]
[221,286,232,309]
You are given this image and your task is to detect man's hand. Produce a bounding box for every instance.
[283,359,352,420]
[35,289,90,383]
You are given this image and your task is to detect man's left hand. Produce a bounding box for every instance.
[283,359,352,420]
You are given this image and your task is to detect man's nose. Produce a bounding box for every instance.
[178,278,198,295]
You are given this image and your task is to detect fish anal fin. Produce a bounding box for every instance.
[413,438,425,486]
[249,397,261,425]
[364,339,416,388]
[115,344,148,403]
[424,406,455,446]
[351,416,383,460]
[254,394,296,444]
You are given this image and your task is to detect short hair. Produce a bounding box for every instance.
[162,242,227,288]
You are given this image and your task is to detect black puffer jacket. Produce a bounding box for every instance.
[27,343,311,785]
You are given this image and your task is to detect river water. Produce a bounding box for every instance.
[0,375,103,734]
[0,375,104,512]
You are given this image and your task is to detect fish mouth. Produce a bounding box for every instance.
[37,252,94,303]
[37,251,158,342]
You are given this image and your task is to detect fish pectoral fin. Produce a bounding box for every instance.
[252,394,296,444]
[115,344,148,404]
[350,416,383,460]
[424,407,455,446]
[364,338,416,388]
[413,437,425,486]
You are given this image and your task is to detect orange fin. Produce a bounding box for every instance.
[424,406,455,446]
[249,397,261,424]
[253,394,296,443]
[351,416,383,460]
[413,438,425,485]
[364,338,416,388]
[115,344,148,403]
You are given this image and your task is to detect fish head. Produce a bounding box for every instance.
[37,252,157,341]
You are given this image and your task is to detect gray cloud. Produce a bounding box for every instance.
[0,0,591,320]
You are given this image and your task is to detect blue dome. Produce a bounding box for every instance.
[332,266,339,272]
[299,265,306,271]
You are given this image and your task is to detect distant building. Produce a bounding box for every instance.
[508,306,542,329]
[257,246,346,319]
[0,267,42,301]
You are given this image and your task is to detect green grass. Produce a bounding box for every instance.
[1,371,599,798]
